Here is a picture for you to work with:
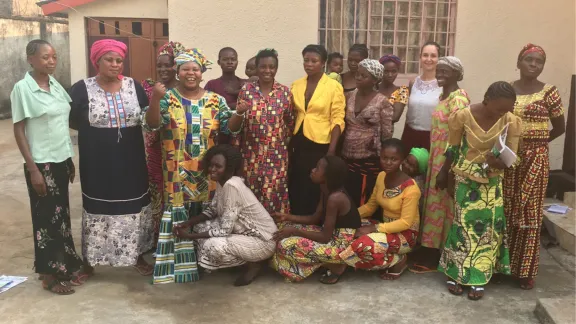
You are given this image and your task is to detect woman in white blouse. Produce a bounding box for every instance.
[401,41,442,152]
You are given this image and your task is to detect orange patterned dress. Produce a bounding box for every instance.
[504,84,564,280]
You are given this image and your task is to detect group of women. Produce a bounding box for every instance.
[12,37,565,301]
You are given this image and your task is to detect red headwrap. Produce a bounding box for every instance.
[90,39,128,71]
[518,43,546,62]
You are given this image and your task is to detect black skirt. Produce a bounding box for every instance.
[25,158,83,275]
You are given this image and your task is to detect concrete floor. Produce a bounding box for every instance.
[0,118,574,324]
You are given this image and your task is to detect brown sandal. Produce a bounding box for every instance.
[43,278,75,295]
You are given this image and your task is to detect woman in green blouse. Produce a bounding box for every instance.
[11,40,87,295]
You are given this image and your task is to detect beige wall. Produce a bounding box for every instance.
[67,0,168,83]
[11,0,43,17]
[168,0,318,86]
[454,0,576,170]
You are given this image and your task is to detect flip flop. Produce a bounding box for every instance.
[468,286,485,301]
[319,269,345,285]
[408,264,438,274]
[69,272,91,286]
[43,279,75,295]
[379,264,408,280]
[446,280,463,296]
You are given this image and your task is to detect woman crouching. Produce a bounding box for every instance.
[271,156,361,284]
[173,145,278,286]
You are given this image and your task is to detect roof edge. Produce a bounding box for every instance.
[37,0,98,16]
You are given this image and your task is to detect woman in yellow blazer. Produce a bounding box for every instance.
[288,44,346,215]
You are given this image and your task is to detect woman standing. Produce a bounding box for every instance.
[289,44,346,216]
[205,47,244,110]
[236,48,294,214]
[69,39,153,275]
[340,44,369,93]
[437,82,521,300]
[12,40,85,294]
[378,55,410,123]
[401,41,442,151]
[141,41,185,246]
[415,56,470,272]
[145,48,243,284]
[341,59,393,207]
[505,44,565,290]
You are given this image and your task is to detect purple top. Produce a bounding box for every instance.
[204,76,245,109]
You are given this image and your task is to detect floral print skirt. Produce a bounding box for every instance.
[438,175,511,286]
[25,159,83,275]
[270,224,355,282]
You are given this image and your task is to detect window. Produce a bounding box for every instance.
[319,0,457,74]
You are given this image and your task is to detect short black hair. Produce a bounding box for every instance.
[421,41,441,55]
[255,49,278,67]
[327,52,343,65]
[323,155,348,192]
[26,39,52,56]
[484,81,517,103]
[202,144,243,179]
[302,44,328,62]
[348,44,369,59]
[381,138,408,159]
[218,47,237,59]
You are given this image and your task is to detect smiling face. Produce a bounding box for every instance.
[28,44,57,75]
[380,146,404,174]
[436,65,457,87]
[157,54,175,84]
[98,51,124,79]
[219,49,238,74]
[257,56,278,83]
[382,61,399,84]
[355,65,377,90]
[208,154,227,182]
[518,52,545,80]
[420,44,439,73]
[303,52,324,76]
[178,61,202,90]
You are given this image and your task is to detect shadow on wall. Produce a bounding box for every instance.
[0,19,70,119]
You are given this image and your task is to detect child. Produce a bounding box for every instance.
[326,52,343,83]
[245,56,258,82]
[402,147,429,200]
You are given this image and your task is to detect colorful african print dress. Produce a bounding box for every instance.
[438,108,522,285]
[388,86,409,106]
[504,84,564,280]
[237,80,294,214]
[340,172,420,270]
[420,89,470,249]
[143,89,235,284]
[141,79,166,243]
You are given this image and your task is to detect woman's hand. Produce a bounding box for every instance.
[172,220,194,234]
[69,161,76,184]
[485,152,507,170]
[447,172,455,198]
[436,169,449,190]
[174,227,193,239]
[272,212,291,223]
[354,225,376,238]
[236,99,251,114]
[151,82,167,101]
[273,227,296,241]
[30,169,47,197]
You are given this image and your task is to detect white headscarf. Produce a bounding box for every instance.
[359,59,384,81]
[437,56,464,81]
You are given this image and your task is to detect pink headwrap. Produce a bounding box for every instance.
[90,39,128,71]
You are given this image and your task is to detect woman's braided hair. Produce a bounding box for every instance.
[483,81,517,105]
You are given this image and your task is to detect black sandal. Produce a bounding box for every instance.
[468,286,485,301]
[446,280,463,296]
[42,278,75,295]
[319,269,345,285]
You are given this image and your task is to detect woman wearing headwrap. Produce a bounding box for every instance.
[436,81,522,300]
[402,147,430,209]
[288,44,345,216]
[69,39,154,275]
[412,56,470,273]
[504,44,565,290]
[144,48,243,284]
[378,54,410,123]
[341,58,393,208]
[340,138,421,280]
[141,41,185,248]
[235,49,294,215]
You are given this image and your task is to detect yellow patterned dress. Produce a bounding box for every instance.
[388,86,409,106]
[143,89,235,284]
[504,84,564,280]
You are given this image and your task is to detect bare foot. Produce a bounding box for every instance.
[319,264,347,284]
[42,275,75,295]
[379,255,408,280]
[234,262,261,286]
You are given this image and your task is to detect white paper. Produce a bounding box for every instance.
[483,124,517,169]
[0,275,28,294]
[547,204,570,214]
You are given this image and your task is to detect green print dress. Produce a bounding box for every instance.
[438,108,522,285]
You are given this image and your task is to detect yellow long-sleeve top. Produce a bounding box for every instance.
[358,172,421,233]
[291,73,346,144]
